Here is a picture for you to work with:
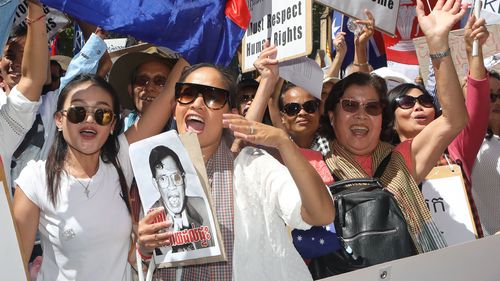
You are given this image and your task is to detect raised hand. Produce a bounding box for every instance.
[253,40,279,85]
[355,9,375,46]
[416,0,467,49]
[464,14,489,50]
[223,113,289,149]
[333,31,347,58]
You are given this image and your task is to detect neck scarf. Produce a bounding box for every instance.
[325,140,447,253]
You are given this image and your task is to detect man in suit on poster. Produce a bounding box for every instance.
[148,145,214,255]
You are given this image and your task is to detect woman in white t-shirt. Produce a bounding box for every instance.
[12,68,183,280]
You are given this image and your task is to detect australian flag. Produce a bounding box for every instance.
[293,223,340,259]
[331,10,386,76]
[41,0,250,66]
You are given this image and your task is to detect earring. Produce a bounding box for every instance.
[110,131,114,136]
[57,127,62,132]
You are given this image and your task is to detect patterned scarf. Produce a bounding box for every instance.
[155,137,235,280]
[325,140,447,253]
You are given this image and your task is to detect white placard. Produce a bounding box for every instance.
[421,165,477,246]
[104,38,128,53]
[0,168,28,280]
[241,0,312,72]
[278,56,323,99]
[465,0,500,24]
[12,2,70,39]
[316,0,400,36]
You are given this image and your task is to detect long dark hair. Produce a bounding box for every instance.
[385,83,438,144]
[45,74,130,213]
[486,70,500,140]
[323,72,390,141]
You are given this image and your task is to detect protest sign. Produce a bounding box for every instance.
[0,160,28,280]
[278,57,323,99]
[414,24,500,83]
[316,0,400,36]
[129,131,225,268]
[12,1,70,39]
[465,0,500,24]
[241,0,312,72]
[104,38,128,53]
[421,165,478,246]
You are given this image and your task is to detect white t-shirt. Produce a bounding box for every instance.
[232,147,313,281]
[15,134,134,281]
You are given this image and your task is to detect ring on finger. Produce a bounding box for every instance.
[250,126,255,135]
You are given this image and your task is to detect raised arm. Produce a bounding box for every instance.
[352,10,374,74]
[223,113,334,225]
[16,1,47,101]
[125,58,189,144]
[324,32,347,79]
[268,78,285,129]
[448,14,490,180]
[411,0,468,183]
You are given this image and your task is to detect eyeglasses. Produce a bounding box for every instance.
[395,94,434,109]
[156,171,184,188]
[340,99,384,116]
[60,106,115,126]
[133,75,167,88]
[282,100,320,116]
[175,82,229,110]
[239,94,254,103]
[491,93,500,103]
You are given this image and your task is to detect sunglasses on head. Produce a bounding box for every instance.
[395,94,434,109]
[282,100,320,116]
[175,82,229,110]
[491,93,500,103]
[239,94,254,103]
[60,106,115,126]
[133,75,167,88]
[339,99,384,116]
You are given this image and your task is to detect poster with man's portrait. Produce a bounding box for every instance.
[129,131,225,267]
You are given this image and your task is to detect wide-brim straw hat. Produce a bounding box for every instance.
[50,55,72,71]
[108,44,177,110]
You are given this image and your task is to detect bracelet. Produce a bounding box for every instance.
[353,61,369,67]
[25,14,46,25]
[136,245,152,261]
[429,48,451,61]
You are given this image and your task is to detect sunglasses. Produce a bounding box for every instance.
[491,93,500,103]
[395,94,434,109]
[282,100,320,116]
[239,94,254,103]
[60,106,115,126]
[133,75,167,88]
[340,99,384,116]
[175,82,229,110]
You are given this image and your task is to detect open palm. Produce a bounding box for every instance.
[416,0,466,42]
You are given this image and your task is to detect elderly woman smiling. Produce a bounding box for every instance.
[323,0,469,253]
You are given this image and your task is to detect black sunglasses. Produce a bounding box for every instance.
[60,106,115,126]
[282,100,320,116]
[491,93,500,103]
[239,94,254,103]
[340,99,384,116]
[175,82,229,110]
[134,75,167,88]
[395,94,434,109]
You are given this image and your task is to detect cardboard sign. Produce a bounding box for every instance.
[0,159,28,280]
[12,1,70,39]
[414,24,500,83]
[129,131,225,268]
[421,165,477,246]
[316,0,400,35]
[241,0,312,72]
[319,235,500,281]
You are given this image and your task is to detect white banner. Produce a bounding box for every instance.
[241,0,312,72]
[12,1,70,39]
[316,0,400,35]
[466,0,500,24]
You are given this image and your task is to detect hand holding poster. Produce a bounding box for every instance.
[242,0,312,72]
[129,131,225,268]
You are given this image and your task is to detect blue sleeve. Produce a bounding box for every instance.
[59,33,107,91]
[425,58,441,110]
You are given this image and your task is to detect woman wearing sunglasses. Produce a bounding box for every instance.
[386,14,490,236]
[13,56,186,280]
[323,0,470,253]
[137,63,333,281]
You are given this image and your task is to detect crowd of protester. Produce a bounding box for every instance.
[1,0,499,280]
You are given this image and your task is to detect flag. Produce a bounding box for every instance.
[331,11,386,76]
[41,0,251,66]
[72,23,85,56]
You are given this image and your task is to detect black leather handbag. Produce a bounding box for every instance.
[308,154,416,280]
